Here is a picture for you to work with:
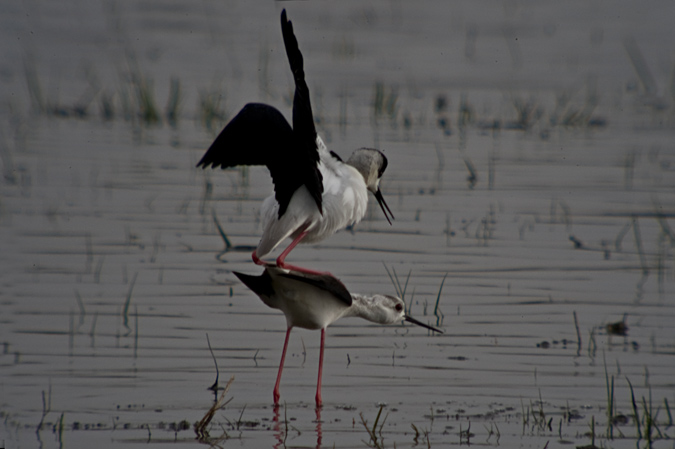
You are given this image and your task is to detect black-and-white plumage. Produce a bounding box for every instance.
[234,266,442,406]
[197,10,393,274]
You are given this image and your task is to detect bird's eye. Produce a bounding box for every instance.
[395,303,403,312]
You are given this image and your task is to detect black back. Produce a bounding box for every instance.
[233,268,352,307]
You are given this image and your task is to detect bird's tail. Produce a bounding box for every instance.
[233,270,274,298]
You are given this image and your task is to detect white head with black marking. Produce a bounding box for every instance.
[346,148,394,224]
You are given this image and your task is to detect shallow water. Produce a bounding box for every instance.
[1,1,675,448]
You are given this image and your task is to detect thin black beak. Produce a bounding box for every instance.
[374,188,394,225]
[405,315,443,333]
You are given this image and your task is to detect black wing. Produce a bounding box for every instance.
[195,10,323,219]
[279,271,352,307]
[234,267,352,307]
[280,9,323,214]
[197,103,292,169]
[197,103,307,217]
[197,103,316,217]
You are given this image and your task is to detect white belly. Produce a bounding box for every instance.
[255,160,369,257]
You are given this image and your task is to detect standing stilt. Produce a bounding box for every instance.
[196,8,394,277]
[232,267,442,407]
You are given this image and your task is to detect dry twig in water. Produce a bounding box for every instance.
[195,375,235,442]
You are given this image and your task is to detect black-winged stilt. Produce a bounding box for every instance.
[234,266,442,407]
[197,10,394,275]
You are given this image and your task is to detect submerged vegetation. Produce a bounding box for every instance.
[18,52,613,142]
[16,370,672,448]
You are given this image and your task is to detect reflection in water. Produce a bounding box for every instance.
[315,407,323,449]
[272,406,323,449]
[272,406,283,449]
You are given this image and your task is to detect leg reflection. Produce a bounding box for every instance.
[271,404,323,449]
[314,406,323,449]
[272,404,284,449]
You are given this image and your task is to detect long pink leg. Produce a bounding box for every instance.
[274,327,292,406]
[276,230,308,265]
[276,231,329,276]
[315,328,326,408]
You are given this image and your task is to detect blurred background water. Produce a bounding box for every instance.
[1,1,674,448]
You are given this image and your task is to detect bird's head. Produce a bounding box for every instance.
[359,294,443,333]
[346,148,394,224]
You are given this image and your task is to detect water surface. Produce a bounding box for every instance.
[1,1,674,448]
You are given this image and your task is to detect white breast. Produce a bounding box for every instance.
[255,136,369,256]
[301,139,369,242]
